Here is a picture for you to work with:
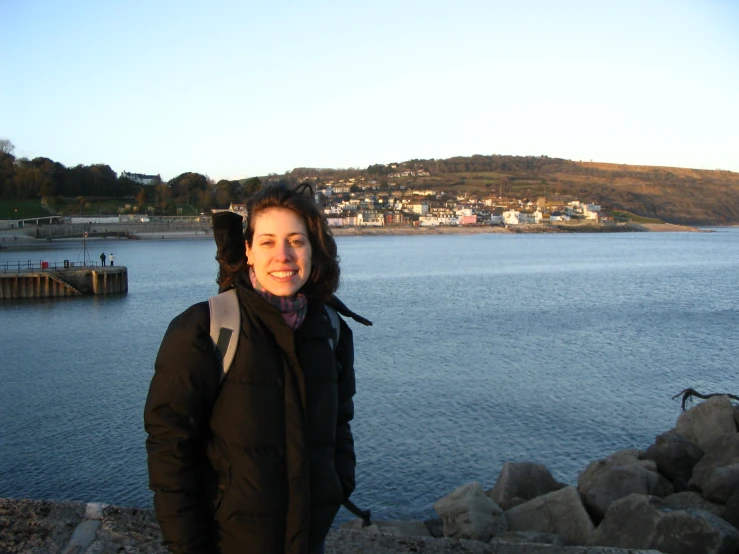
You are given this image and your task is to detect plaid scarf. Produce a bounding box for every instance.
[249,266,307,330]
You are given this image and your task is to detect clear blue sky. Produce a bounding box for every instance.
[2,0,738,181]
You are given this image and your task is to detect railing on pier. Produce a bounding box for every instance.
[1,260,108,274]
[0,261,128,298]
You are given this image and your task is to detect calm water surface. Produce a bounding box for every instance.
[1,229,738,522]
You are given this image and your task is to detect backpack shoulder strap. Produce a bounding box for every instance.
[325,304,340,351]
[208,288,240,381]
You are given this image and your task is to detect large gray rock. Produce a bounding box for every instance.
[578,449,656,497]
[505,486,594,545]
[675,395,737,451]
[581,462,673,521]
[703,463,739,504]
[592,493,739,554]
[644,430,703,490]
[724,489,739,530]
[434,482,507,541]
[490,530,565,546]
[486,462,565,510]
[689,433,739,493]
[424,517,444,538]
[652,509,739,554]
[658,491,725,518]
[340,518,431,537]
[591,494,664,550]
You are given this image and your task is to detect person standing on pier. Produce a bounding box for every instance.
[99,252,106,266]
[145,183,371,554]
[109,253,114,266]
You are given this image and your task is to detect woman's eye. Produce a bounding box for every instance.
[260,241,273,247]
[290,239,304,246]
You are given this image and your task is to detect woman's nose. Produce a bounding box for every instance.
[275,241,294,261]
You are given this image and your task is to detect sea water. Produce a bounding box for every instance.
[1,228,737,522]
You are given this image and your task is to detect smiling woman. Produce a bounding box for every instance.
[245,207,312,296]
[144,182,371,554]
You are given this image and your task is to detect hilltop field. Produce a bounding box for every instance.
[287,156,739,226]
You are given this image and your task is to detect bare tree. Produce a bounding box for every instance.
[0,139,14,156]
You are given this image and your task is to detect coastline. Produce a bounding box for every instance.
[0,389,739,554]
[330,222,703,236]
[2,395,735,554]
[0,222,707,251]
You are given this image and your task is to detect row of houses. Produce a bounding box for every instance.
[215,192,603,228]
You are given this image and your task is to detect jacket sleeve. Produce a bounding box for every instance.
[334,318,357,500]
[144,303,221,554]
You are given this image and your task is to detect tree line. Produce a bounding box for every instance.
[0,140,260,213]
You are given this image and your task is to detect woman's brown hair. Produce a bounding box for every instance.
[213,210,247,292]
[216,182,340,299]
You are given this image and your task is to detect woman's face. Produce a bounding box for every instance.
[246,207,312,297]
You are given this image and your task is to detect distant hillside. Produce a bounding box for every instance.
[277,155,739,225]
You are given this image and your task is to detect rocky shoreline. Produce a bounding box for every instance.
[2,396,737,553]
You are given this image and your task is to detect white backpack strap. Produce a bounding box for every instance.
[208,289,240,381]
[325,304,341,351]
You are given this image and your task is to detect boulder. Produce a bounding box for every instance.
[703,463,739,504]
[486,461,565,510]
[658,491,725,519]
[423,518,444,538]
[724,489,739,530]
[578,449,657,498]
[675,395,737,451]
[433,482,507,541]
[505,485,594,545]
[592,493,739,554]
[489,530,565,545]
[340,518,431,537]
[591,494,664,550]
[644,431,703,490]
[582,463,673,521]
[652,509,739,554]
[689,433,739,493]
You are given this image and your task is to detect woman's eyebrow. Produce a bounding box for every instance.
[255,232,306,238]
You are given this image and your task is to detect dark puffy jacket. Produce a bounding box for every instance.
[144,284,369,554]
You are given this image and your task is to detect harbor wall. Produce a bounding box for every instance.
[0,267,128,299]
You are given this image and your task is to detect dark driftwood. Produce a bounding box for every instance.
[673,388,739,411]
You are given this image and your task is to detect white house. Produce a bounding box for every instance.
[419,215,440,226]
[410,202,429,215]
[583,204,601,220]
[503,210,520,225]
[358,212,384,226]
[120,171,161,185]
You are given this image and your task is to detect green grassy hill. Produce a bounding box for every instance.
[0,200,53,219]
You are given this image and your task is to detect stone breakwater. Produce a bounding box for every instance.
[2,396,737,553]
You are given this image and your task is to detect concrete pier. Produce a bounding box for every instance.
[0,267,128,299]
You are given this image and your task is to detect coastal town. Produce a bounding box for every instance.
[214,178,606,229]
